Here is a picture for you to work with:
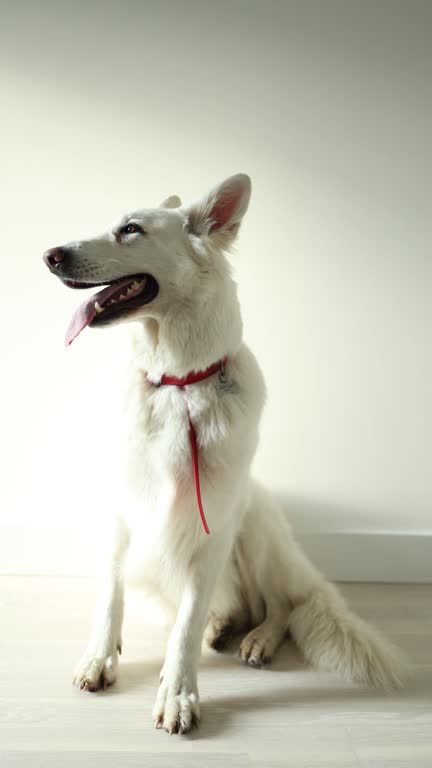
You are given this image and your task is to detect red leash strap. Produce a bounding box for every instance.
[188,413,210,535]
[147,358,227,535]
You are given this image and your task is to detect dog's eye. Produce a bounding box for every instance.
[120,223,145,236]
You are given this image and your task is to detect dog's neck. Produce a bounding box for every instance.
[130,283,243,381]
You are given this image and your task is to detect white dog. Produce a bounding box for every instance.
[44,174,406,734]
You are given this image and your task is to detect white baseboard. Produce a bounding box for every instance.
[297,531,432,583]
[1,526,431,583]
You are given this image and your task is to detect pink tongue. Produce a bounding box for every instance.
[65,278,137,346]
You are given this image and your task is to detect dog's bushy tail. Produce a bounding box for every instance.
[288,579,408,690]
[245,484,408,690]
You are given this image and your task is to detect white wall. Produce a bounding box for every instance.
[1,0,431,577]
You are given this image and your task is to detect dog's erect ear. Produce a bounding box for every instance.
[185,174,251,247]
[159,194,182,209]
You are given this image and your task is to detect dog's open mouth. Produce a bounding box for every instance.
[63,274,159,346]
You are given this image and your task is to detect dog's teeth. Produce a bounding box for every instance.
[94,302,104,314]
[132,280,141,289]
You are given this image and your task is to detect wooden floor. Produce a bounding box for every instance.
[1,576,431,767]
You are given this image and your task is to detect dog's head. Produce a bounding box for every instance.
[43,174,251,347]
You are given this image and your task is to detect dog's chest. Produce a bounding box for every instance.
[123,377,225,504]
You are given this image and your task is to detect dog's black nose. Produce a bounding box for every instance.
[43,246,66,271]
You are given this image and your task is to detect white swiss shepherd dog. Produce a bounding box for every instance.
[44,174,407,734]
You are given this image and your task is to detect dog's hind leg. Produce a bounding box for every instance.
[239,594,290,667]
[205,531,266,653]
[73,517,129,692]
[204,608,250,651]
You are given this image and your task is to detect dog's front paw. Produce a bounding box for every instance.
[73,650,119,692]
[152,675,200,734]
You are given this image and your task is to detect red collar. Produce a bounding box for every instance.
[151,357,227,388]
[146,357,228,535]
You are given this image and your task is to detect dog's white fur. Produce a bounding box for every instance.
[55,174,406,734]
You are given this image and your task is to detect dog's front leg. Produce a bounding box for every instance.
[74,517,129,692]
[153,530,232,734]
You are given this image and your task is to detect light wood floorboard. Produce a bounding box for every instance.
[1,577,431,767]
